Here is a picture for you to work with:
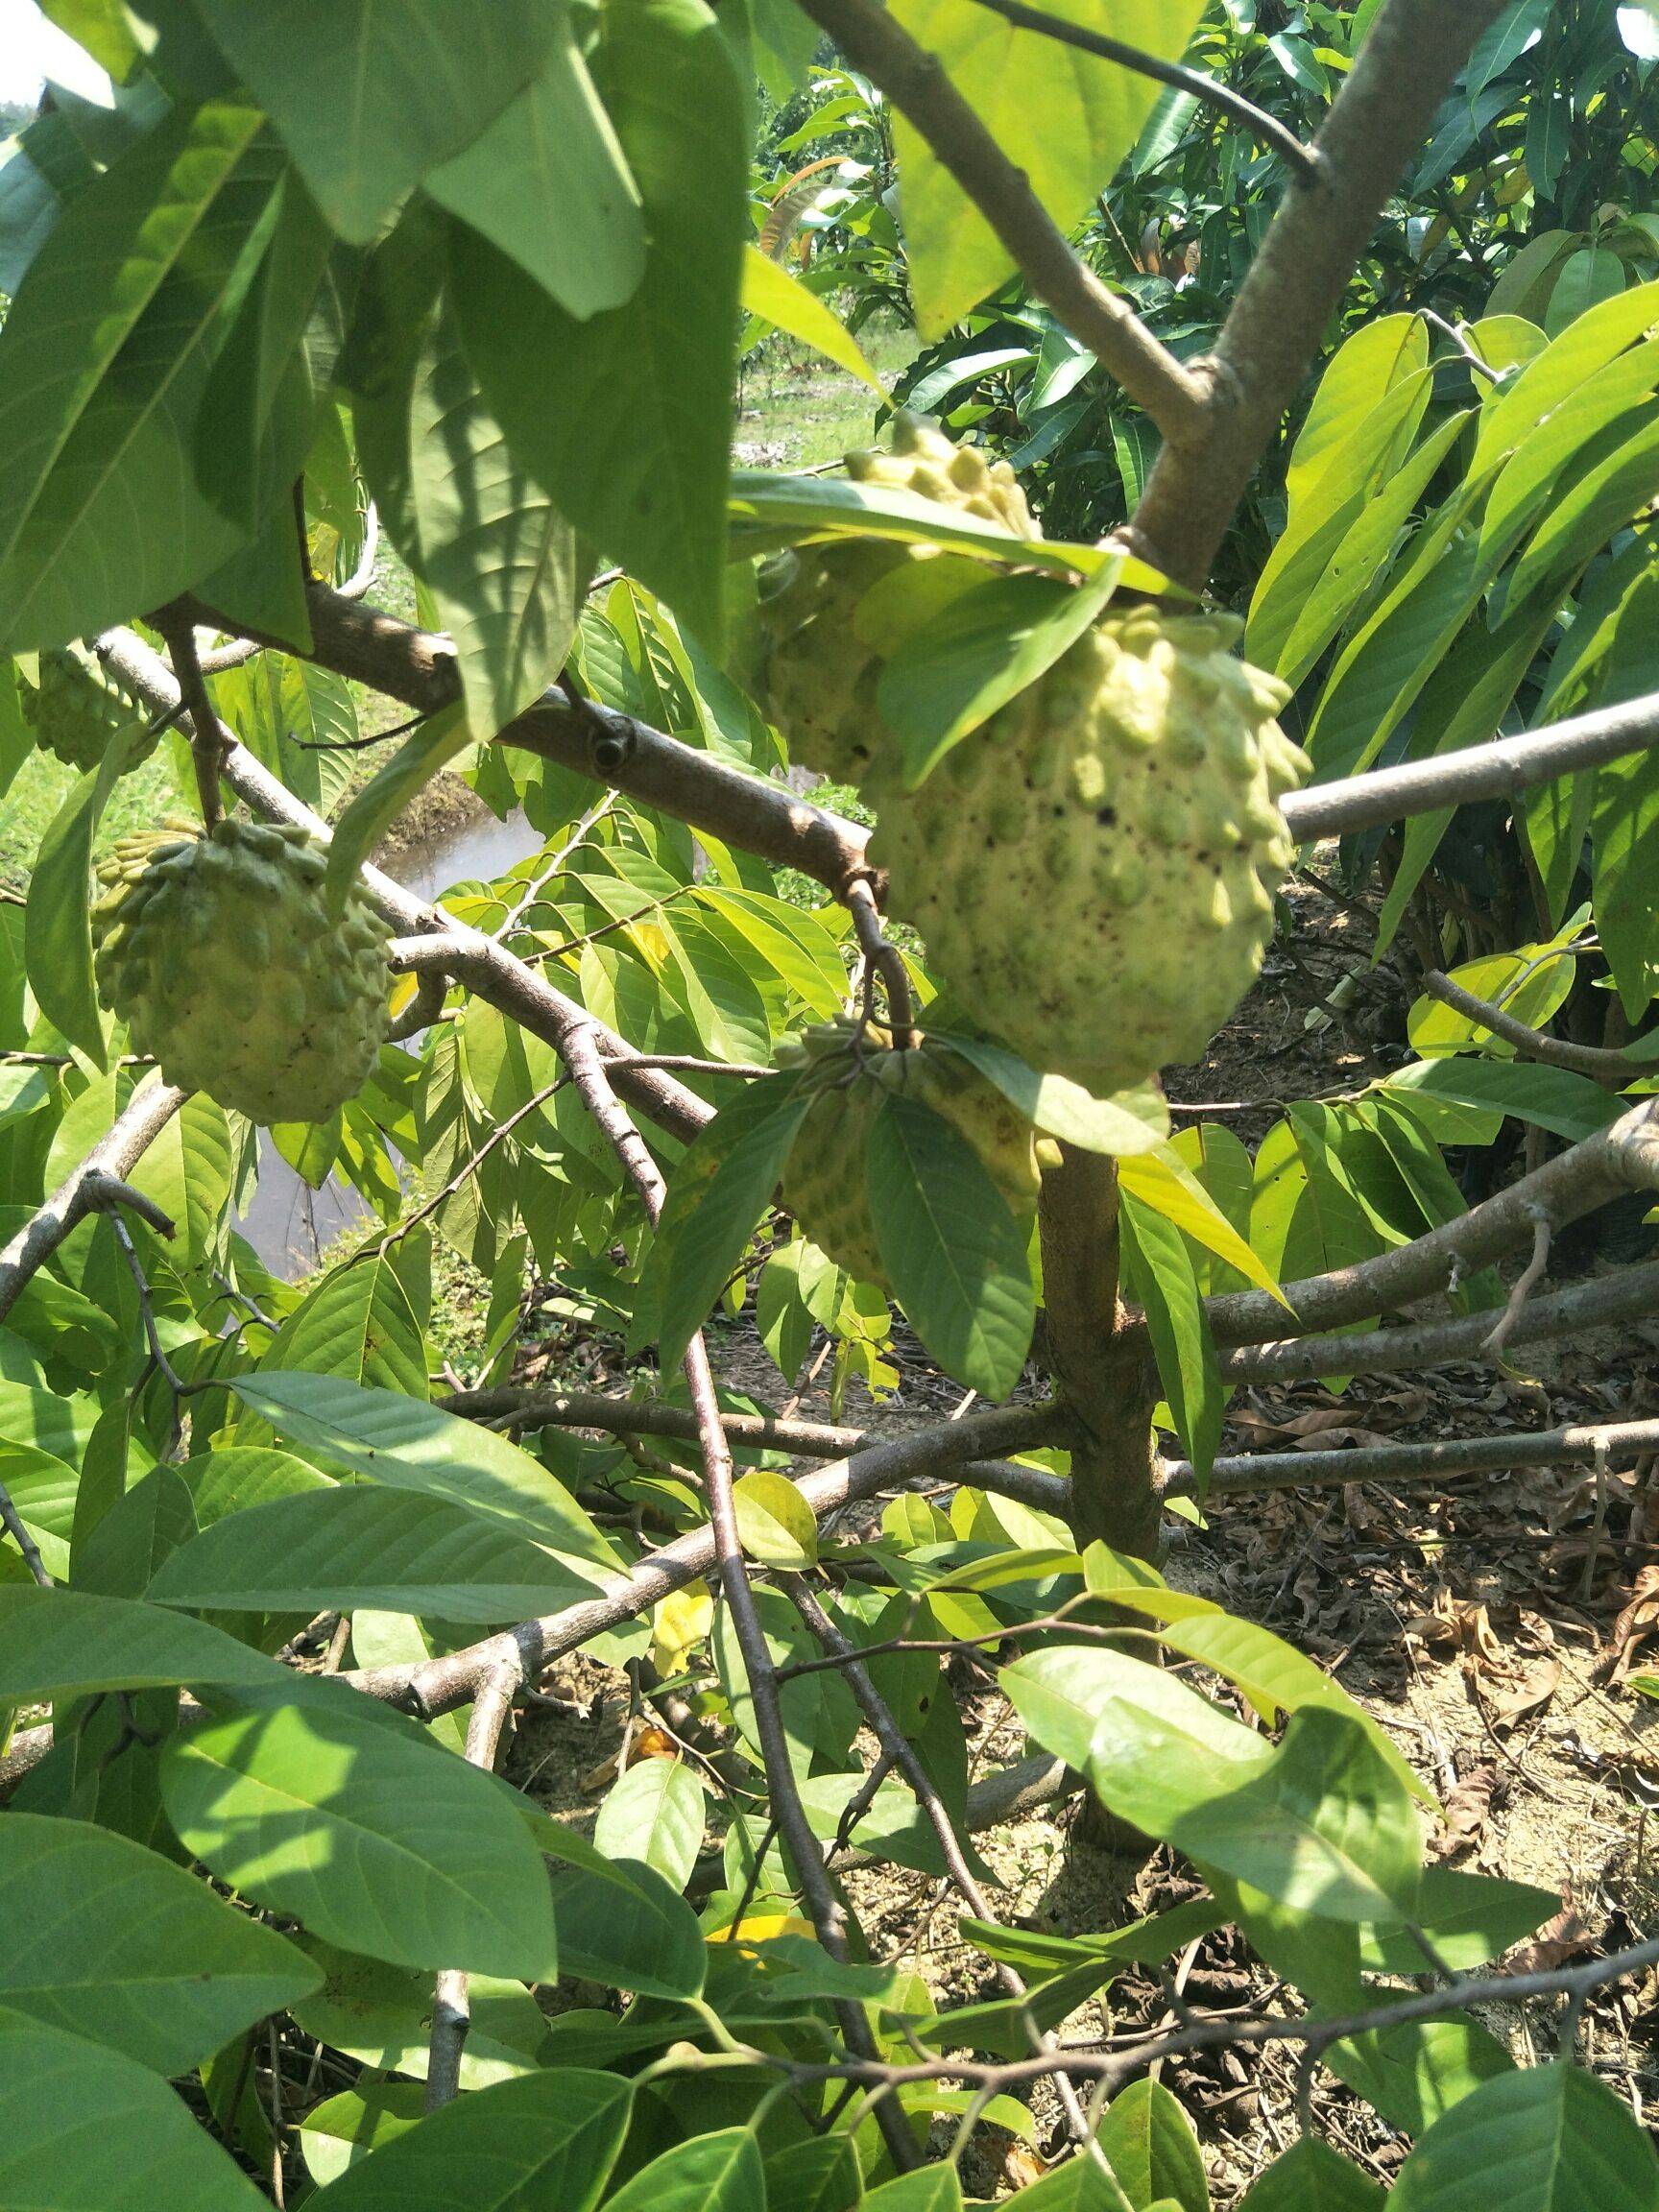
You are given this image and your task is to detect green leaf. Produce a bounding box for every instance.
[592,1758,708,1892]
[1118,1190,1223,1484]
[0,1586,283,1702]
[299,2087,424,2189]
[1003,1645,1265,1778]
[0,1813,320,2073]
[1382,1058,1622,1144]
[1392,2064,1659,2212]
[1592,744,1659,1021]
[638,1076,813,1377]
[0,105,273,651]
[878,560,1128,783]
[199,0,562,243]
[742,244,882,392]
[160,1679,561,1978]
[228,1371,617,1569]
[1238,2137,1383,2211]
[1358,1868,1561,1974]
[733,1467,819,1570]
[888,0,1206,335]
[305,2069,634,2212]
[0,2009,270,2210]
[452,0,747,636]
[1327,2014,1514,2136]
[148,1487,605,1623]
[24,730,149,1066]
[601,2128,766,2212]
[869,1088,1036,1399]
[540,1845,708,2000]
[937,1034,1167,1157]
[1097,2079,1209,2212]
[293,1942,549,2091]
[425,24,646,320]
[262,1251,429,1398]
[865,2171,964,2212]
[325,702,472,912]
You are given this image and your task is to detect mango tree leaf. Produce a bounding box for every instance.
[452,0,747,636]
[229,1372,617,1568]
[305,2069,635,2212]
[160,1679,561,1978]
[0,2009,270,2210]
[0,1813,320,2073]
[425,22,645,319]
[198,0,562,243]
[593,1758,708,1893]
[869,1087,1035,1399]
[148,1487,604,1623]
[889,0,1206,335]
[1391,2064,1659,2212]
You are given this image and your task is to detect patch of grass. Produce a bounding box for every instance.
[737,319,919,470]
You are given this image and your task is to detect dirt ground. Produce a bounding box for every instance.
[497,873,1659,2200]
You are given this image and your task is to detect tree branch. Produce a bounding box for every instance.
[1283,688,1659,844]
[1202,1098,1659,1349]
[424,1658,520,2111]
[0,1078,185,1325]
[1423,968,1654,1082]
[788,0,1213,444]
[1220,1260,1659,1384]
[957,0,1320,180]
[1130,0,1502,586]
[1163,1413,1659,1502]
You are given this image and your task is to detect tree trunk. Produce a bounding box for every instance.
[1037,1143,1163,1561]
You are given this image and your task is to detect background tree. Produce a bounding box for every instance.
[1,0,1659,2203]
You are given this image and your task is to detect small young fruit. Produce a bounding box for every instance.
[23,644,152,773]
[871,609,1308,1092]
[753,413,1037,784]
[92,818,393,1125]
[779,1019,1040,1289]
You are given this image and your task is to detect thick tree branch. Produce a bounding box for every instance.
[0,1078,185,1325]
[1130,0,1502,586]
[1203,1099,1659,1349]
[1423,968,1655,1082]
[788,0,1213,444]
[1221,1260,1659,1384]
[1283,689,1659,844]
[169,582,875,899]
[1164,1414,1659,1501]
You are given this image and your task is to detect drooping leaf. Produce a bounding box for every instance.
[1096,2079,1209,2212]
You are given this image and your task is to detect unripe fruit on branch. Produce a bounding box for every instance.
[779,1016,1044,1289]
[92,819,393,1125]
[23,644,153,773]
[754,412,1037,783]
[871,610,1308,1093]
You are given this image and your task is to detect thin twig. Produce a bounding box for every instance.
[156,612,228,830]
[425,1659,522,2110]
[0,1479,50,1586]
[958,0,1320,180]
[1482,1202,1552,1359]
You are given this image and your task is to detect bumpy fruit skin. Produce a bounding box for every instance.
[92,819,393,1125]
[871,610,1309,1093]
[755,413,1037,783]
[23,644,151,772]
[779,1017,1040,1288]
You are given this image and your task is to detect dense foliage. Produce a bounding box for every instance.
[0,0,1658,2206]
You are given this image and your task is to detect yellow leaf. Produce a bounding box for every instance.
[741,243,884,394]
[1118,1147,1287,1304]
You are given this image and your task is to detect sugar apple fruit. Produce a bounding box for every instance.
[754,412,1037,783]
[779,1016,1042,1288]
[92,818,393,1124]
[870,609,1309,1093]
[23,643,152,773]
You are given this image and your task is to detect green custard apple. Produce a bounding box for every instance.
[779,1016,1042,1288]
[754,412,1038,784]
[93,818,393,1125]
[870,609,1309,1093]
[23,643,152,773]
